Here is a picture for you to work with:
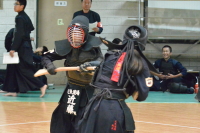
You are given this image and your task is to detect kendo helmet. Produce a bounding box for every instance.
[66,15,89,48]
[123,25,147,51]
[101,25,147,51]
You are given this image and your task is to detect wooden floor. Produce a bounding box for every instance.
[0,102,200,133]
[0,102,56,133]
[127,103,200,133]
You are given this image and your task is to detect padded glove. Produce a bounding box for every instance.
[79,62,91,72]
[46,62,57,75]
[79,61,101,72]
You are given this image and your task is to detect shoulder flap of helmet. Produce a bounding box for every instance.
[81,35,102,51]
[55,39,72,56]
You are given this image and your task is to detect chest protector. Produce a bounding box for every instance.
[54,33,102,84]
[65,48,99,84]
[159,60,178,75]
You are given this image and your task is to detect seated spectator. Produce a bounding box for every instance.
[112,38,122,45]
[152,45,194,94]
[33,46,49,85]
[33,46,48,68]
[0,28,15,93]
[5,28,15,52]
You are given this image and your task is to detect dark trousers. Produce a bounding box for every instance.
[160,78,181,92]
[161,77,193,92]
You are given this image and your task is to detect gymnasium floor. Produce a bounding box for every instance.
[0,86,200,133]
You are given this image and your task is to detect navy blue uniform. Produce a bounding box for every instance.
[153,58,194,93]
[73,10,103,36]
[42,38,103,133]
[2,11,44,93]
[77,24,153,132]
[154,58,187,76]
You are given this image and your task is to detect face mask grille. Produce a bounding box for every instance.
[67,25,85,48]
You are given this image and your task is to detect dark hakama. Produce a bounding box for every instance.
[50,83,94,133]
[2,41,44,92]
[78,99,134,133]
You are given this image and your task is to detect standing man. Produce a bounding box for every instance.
[73,0,103,36]
[2,0,47,97]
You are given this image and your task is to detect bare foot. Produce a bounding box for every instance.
[3,92,17,97]
[40,85,47,98]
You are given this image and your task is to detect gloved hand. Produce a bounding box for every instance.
[79,62,91,72]
[46,62,57,75]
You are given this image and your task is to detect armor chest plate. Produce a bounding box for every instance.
[65,48,97,66]
[160,60,178,75]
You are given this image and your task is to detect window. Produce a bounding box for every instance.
[146,0,200,43]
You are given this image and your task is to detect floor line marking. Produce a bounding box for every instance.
[1,120,199,130]
[0,121,50,127]
[136,121,200,129]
